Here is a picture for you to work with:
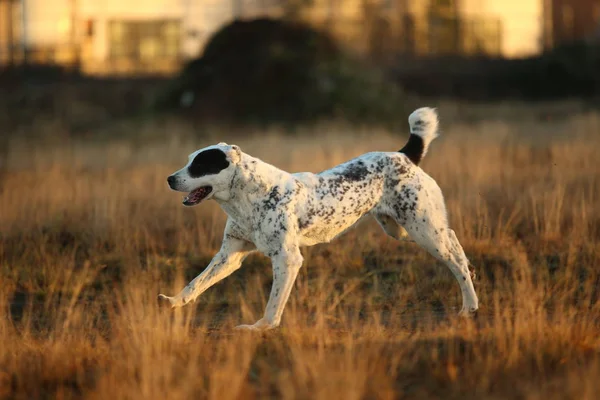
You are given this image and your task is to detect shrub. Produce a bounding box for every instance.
[155,18,408,126]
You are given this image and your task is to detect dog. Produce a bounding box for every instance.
[159,107,479,330]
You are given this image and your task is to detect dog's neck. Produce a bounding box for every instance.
[214,152,292,223]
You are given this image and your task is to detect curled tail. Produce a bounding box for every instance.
[399,107,439,165]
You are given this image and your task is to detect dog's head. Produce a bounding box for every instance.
[167,142,242,206]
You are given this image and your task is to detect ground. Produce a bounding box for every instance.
[0,102,599,399]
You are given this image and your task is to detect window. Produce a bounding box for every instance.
[108,20,181,61]
[86,19,94,37]
[562,4,574,39]
[430,0,457,16]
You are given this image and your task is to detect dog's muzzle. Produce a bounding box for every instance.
[167,175,179,189]
[167,175,212,206]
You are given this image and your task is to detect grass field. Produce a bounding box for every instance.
[1,105,599,399]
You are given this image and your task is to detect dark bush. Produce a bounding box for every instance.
[155,18,407,126]
[395,41,600,100]
[0,63,81,86]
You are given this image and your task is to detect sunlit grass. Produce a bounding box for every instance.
[1,109,599,399]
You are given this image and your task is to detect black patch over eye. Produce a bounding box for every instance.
[188,149,230,178]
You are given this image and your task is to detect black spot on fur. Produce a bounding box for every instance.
[399,134,424,165]
[298,217,311,230]
[339,161,370,182]
[188,149,230,178]
[263,186,282,210]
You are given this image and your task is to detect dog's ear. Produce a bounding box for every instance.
[229,144,242,163]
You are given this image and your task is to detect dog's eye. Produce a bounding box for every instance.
[188,149,230,178]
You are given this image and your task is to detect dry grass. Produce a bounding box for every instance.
[1,107,600,399]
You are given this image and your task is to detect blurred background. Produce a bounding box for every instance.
[1,0,600,133]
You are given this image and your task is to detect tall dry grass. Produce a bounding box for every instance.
[0,108,599,399]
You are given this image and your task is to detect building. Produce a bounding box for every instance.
[301,0,549,59]
[1,0,599,74]
[543,0,600,48]
[0,0,22,65]
[1,0,285,74]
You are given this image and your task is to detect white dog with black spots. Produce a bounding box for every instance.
[159,107,479,331]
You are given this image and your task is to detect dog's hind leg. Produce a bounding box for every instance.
[388,184,479,316]
[442,228,479,315]
[403,217,479,315]
[158,231,255,308]
[373,213,412,241]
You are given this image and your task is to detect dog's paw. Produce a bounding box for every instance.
[157,294,178,308]
[235,319,277,332]
[234,324,261,332]
[458,306,478,318]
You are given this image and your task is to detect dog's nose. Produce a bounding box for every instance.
[167,175,177,186]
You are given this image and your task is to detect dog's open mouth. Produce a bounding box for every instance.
[183,186,212,206]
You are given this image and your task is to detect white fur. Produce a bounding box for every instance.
[158,109,479,331]
[408,107,439,159]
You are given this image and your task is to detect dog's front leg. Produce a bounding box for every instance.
[158,236,255,308]
[236,247,303,331]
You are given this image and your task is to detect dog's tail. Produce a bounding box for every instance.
[399,107,439,165]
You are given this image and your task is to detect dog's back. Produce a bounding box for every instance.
[293,108,441,245]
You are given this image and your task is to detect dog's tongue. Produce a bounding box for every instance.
[183,186,212,206]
